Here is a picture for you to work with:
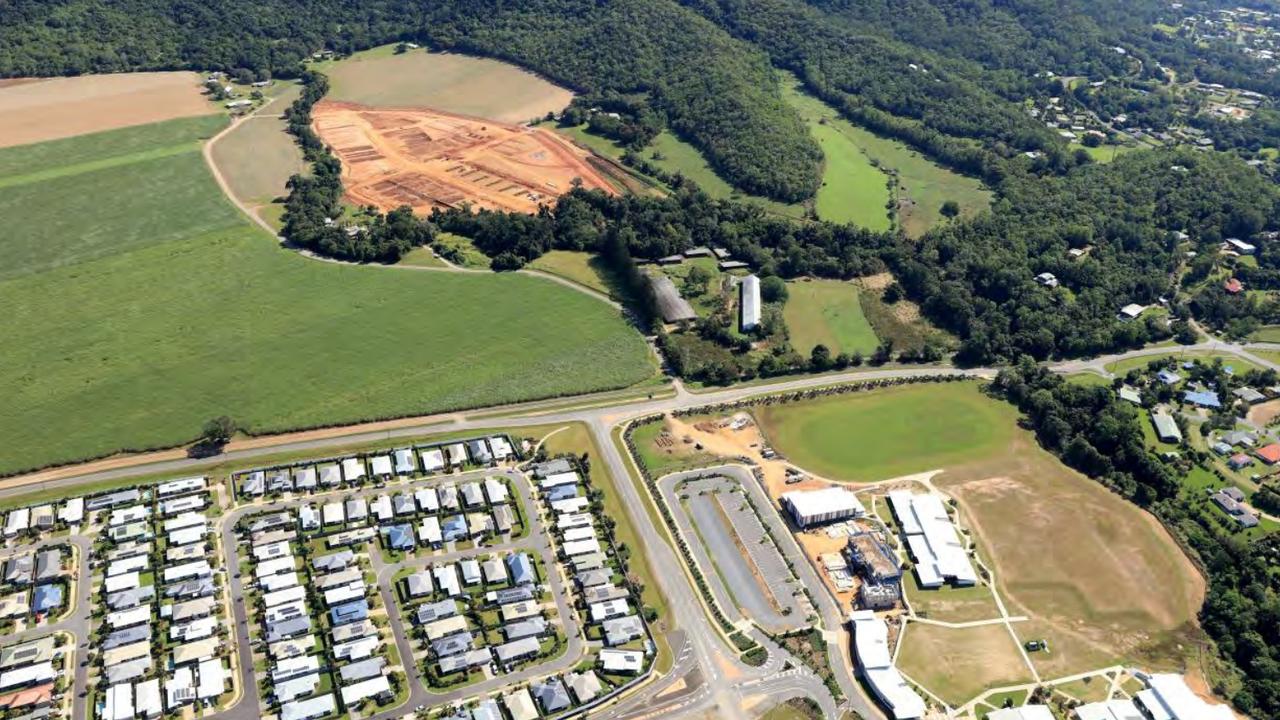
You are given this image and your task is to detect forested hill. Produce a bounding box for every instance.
[3,0,1258,205]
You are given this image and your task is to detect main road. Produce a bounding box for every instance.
[5,339,1277,720]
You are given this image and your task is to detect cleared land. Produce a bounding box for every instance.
[528,251,619,297]
[897,623,1035,706]
[783,278,879,356]
[1104,350,1263,376]
[779,79,892,230]
[0,71,216,148]
[0,116,653,475]
[322,47,574,124]
[755,383,1017,483]
[210,101,307,211]
[313,101,615,215]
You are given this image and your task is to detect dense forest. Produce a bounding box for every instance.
[990,361,1280,720]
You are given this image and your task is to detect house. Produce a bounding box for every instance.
[1034,272,1059,288]
[393,494,415,516]
[299,505,319,531]
[532,679,571,714]
[393,449,417,475]
[445,443,468,468]
[1156,369,1182,385]
[1150,410,1183,443]
[1225,238,1257,255]
[459,559,482,585]
[370,495,393,522]
[1118,386,1142,405]
[420,448,446,473]
[718,260,749,271]
[508,554,536,585]
[1257,443,1280,464]
[382,524,415,551]
[438,485,460,510]
[414,599,458,625]
[239,472,265,497]
[1182,389,1221,409]
[460,482,485,508]
[503,689,539,720]
[467,439,493,465]
[590,598,631,622]
[293,466,317,490]
[567,671,604,704]
[1224,278,1244,294]
[484,478,509,505]
[419,517,443,546]
[1223,430,1258,447]
[502,617,547,641]
[1118,303,1147,320]
[404,572,433,598]
[345,497,368,523]
[1230,453,1256,470]
[1234,387,1266,404]
[322,502,344,526]
[1211,441,1233,455]
[341,457,366,483]
[369,455,393,478]
[740,275,762,332]
[415,487,439,513]
[319,464,342,487]
[433,565,462,597]
[32,586,62,614]
[280,694,336,720]
[488,436,514,461]
[599,649,644,674]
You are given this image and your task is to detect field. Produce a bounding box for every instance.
[782,278,879,356]
[0,115,236,281]
[321,47,574,124]
[0,115,654,476]
[312,101,614,214]
[897,623,1034,706]
[779,79,892,230]
[1103,350,1263,376]
[528,251,618,297]
[758,382,1206,689]
[0,71,217,148]
[210,103,307,214]
[754,383,1018,482]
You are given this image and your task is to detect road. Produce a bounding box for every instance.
[7,340,1280,720]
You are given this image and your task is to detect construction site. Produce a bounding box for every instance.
[311,101,616,214]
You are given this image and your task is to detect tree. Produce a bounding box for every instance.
[202,416,236,445]
[940,200,961,218]
[810,344,832,370]
[761,275,788,303]
[1082,132,1104,148]
[685,265,713,296]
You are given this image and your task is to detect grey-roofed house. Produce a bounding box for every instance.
[568,671,604,703]
[507,553,535,585]
[3,556,33,585]
[312,550,354,573]
[438,648,491,674]
[603,615,645,646]
[107,586,155,611]
[431,632,473,657]
[502,617,548,641]
[584,584,630,604]
[577,569,611,588]
[102,624,152,650]
[460,559,482,585]
[414,600,458,624]
[481,557,507,584]
[532,459,573,478]
[1235,387,1267,404]
[466,440,492,465]
[460,483,485,508]
[1150,409,1182,443]
[266,616,312,643]
[239,472,265,497]
[572,553,605,572]
[489,586,534,605]
[393,494,415,516]
[470,699,502,720]
[35,550,63,582]
[404,572,433,598]
[104,658,150,684]
[494,637,540,665]
[86,489,142,511]
[532,678,571,714]
[339,657,386,683]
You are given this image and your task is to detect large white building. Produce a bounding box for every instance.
[780,487,865,528]
[848,610,925,720]
[888,490,977,588]
[740,274,761,332]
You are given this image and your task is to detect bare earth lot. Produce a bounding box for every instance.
[313,101,615,214]
[0,72,215,148]
[324,49,575,124]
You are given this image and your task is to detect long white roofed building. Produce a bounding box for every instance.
[740,274,761,332]
[849,610,925,719]
[888,490,977,588]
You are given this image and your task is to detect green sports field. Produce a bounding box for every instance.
[782,278,879,355]
[754,382,1017,482]
[0,116,654,475]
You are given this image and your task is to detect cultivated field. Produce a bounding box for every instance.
[755,382,1018,483]
[210,89,307,211]
[0,115,654,476]
[897,623,1035,706]
[0,71,216,148]
[313,101,615,214]
[783,278,879,356]
[322,47,574,124]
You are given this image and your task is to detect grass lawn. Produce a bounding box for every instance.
[318,46,573,124]
[432,232,491,269]
[754,382,1018,482]
[897,622,1035,706]
[1249,325,1280,342]
[396,246,446,268]
[528,251,618,297]
[779,79,891,230]
[1104,351,1263,376]
[783,278,879,355]
[1069,142,1140,164]
[0,118,654,475]
[902,570,1001,624]
[210,112,307,207]
[1066,372,1113,387]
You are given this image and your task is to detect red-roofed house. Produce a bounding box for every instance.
[1224,278,1244,294]
[1255,443,1280,465]
[0,683,53,709]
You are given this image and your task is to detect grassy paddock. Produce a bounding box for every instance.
[754,382,1017,482]
[783,278,879,356]
[897,622,1035,706]
[210,112,307,207]
[528,251,619,297]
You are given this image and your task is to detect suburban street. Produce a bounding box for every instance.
[3,339,1278,720]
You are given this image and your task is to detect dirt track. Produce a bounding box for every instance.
[312,101,615,214]
[0,71,215,147]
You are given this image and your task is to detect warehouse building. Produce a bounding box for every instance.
[740,274,761,332]
[648,274,697,323]
[780,487,866,528]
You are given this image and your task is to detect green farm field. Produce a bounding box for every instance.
[0,116,654,475]
[779,79,892,230]
[319,46,573,124]
[782,278,879,356]
[755,382,1017,482]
